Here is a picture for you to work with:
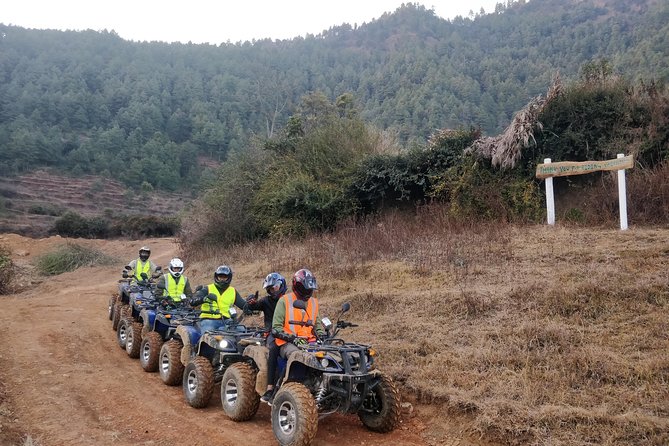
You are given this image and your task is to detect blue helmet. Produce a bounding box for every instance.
[262,272,287,298]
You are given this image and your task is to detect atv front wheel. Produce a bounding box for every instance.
[271,382,318,446]
[140,331,163,372]
[358,373,401,433]
[112,303,130,331]
[159,339,184,386]
[182,356,215,408]
[116,318,130,350]
[221,362,260,421]
[125,321,143,358]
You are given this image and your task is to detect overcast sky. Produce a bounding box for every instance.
[3,0,503,44]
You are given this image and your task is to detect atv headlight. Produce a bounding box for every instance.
[320,358,329,368]
[218,339,230,349]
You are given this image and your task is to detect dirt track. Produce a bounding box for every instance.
[0,235,476,446]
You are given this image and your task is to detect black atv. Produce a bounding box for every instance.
[181,307,267,409]
[116,277,159,357]
[225,302,401,446]
[110,267,160,331]
[138,302,200,379]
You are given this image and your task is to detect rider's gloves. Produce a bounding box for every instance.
[122,270,129,278]
[243,304,253,316]
[293,337,307,347]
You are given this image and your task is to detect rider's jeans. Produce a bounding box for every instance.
[198,318,226,332]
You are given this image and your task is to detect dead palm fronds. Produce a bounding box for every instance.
[466,73,563,169]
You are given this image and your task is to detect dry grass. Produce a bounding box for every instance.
[466,73,563,169]
[186,208,669,445]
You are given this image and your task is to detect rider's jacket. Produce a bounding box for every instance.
[200,284,237,319]
[133,258,151,281]
[163,274,187,301]
[275,292,320,346]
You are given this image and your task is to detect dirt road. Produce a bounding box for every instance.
[0,235,468,446]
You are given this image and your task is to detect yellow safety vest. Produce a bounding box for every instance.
[134,259,151,281]
[164,274,186,301]
[200,284,236,319]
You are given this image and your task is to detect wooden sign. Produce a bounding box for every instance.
[536,155,634,179]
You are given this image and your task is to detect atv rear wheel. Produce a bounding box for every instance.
[358,373,401,433]
[140,331,163,372]
[159,339,184,386]
[221,362,260,421]
[271,382,318,446]
[108,294,118,321]
[182,356,215,408]
[125,321,143,358]
[116,318,130,350]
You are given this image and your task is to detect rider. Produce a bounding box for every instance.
[190,265,249,332]
[155,257,193,306]
[245,272,287,403]
[125,246,160,283]
[270,268,324,402]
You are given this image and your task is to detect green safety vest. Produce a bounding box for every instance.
[200,284,236,319]
[134,259,151,281]
[163,274,186,301]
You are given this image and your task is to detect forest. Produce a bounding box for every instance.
[1,0,667,194]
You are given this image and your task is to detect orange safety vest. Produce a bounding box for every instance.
[275,292,320,346]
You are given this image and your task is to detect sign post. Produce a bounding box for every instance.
[544,158,555,225]
[535,154,633,230]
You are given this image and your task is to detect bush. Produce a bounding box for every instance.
[34,243,116,276]
[0,245,14,294]
[53,211,110,238]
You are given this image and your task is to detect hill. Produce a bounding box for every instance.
[0,170,188,237]
[1,0,667,192]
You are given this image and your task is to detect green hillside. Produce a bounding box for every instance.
[0,0,667,192]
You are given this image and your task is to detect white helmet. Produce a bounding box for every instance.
[168,258,184,278]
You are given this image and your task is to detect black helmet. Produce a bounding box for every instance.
[214,265,232,288]
[292,268,318,300]
[262,272,287,298]
[139,246,151,262]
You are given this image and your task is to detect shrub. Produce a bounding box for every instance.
[34,243,116,276]
[0,244,14,294]
[53,211,110,238]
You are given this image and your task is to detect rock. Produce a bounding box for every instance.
[15,250,29,257]
[401,401,414,416]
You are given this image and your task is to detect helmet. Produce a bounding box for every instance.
[138,246,151,262]
[214,265,232,288]
[292,268,318,300]
[168,258,184,278]
[262,272,287,298]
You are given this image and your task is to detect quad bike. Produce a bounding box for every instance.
[179,307,267,409]
[224,301,401,446]
[116,283,160,357]
[137,301,200,378]
[110,266,160,331]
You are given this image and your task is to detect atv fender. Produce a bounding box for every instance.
[284,350,321,380]
[243,344,269,395]
[140,308,156,337]
[176,325,202,365]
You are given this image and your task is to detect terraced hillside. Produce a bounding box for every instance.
[0,170,189,236]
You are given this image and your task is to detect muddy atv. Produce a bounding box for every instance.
[110,268,160,331]
[225,302,401,446]
[138,303,200,378]
[116,285,159,358]
[180,308,267,409]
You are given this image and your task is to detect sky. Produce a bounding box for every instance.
[2,0,503,44]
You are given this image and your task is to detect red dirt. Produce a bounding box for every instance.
[0,234,488,446]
